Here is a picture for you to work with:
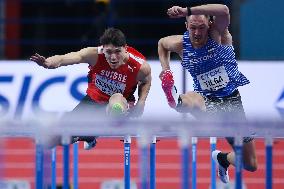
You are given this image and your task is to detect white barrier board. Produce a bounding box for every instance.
[0,61,283,120]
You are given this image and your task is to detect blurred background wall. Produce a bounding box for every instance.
[240,0,284,60]
[1,0,283,60]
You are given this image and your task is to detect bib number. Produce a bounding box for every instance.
[95,75,126,96]
[197,66,229,91]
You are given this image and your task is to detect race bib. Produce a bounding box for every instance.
[197,66,229,91]
[95,75,126,96]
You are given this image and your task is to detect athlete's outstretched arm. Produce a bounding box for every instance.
[130,61,152,117]
[158,35,183,79]
[30,47,98,69]
[167,4,230,33]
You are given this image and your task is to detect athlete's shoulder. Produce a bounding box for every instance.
[220,29,233,46]
[209,25,232,46]
[97,46,104,55]
[126,46,146,65]
[80,46,98,53]
[77,47,99,66]
[162,35,183,44]
[160,35,183,55]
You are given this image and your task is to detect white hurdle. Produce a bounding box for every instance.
[0,118,283,189]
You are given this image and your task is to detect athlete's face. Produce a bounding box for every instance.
[186,15,209,48]
[103,44,127,69]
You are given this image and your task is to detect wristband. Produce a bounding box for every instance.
[187,7,192,16]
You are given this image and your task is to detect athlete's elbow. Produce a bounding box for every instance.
[158,38,165,49]
[158,38,170,55]
[220,5,230,16]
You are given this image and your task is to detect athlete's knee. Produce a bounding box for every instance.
[190,92,206,111]
[107,93,128,116]
[109,93,125,101]
[179,93,206,111]
[109,93,127,105]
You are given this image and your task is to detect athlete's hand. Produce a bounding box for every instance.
[30,53,59,69]
[167,6,188,18]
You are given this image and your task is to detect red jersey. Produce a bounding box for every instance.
[86,46,145,104]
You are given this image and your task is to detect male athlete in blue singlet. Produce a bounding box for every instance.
[158,3,257,184]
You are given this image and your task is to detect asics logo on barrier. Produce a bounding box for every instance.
[0,75,87,118]
[276,89,284,118]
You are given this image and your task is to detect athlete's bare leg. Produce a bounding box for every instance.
[177,91,257,173]
[175,91,206,118]
[226,140,258,172]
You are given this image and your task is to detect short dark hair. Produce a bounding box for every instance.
[99,27,126,47]
[186,15,210,22]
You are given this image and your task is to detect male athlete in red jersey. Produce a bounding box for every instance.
[30,28,152,149]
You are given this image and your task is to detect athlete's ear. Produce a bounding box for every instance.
[208,16,214,26]
[185,16,189,29]
[185,21,189,30]
[122,45,127,52]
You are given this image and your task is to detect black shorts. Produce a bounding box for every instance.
[71,95,107,114]
[202,90,254,146]
[61,95,107,122]
[61,95,106,142]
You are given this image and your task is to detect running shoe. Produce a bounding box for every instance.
[83,137,97,150]
[212,150,230,183]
